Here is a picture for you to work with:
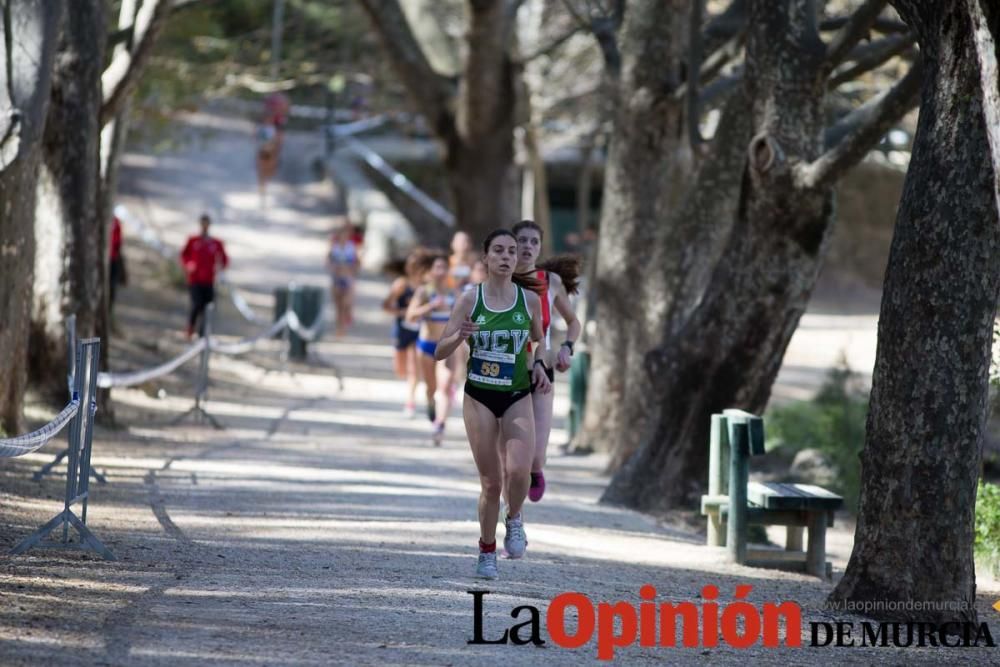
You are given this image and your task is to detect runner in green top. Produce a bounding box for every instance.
[435,229,550,580]
[465,281,533,392]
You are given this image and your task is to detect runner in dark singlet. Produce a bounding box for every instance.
[383,249,427,417]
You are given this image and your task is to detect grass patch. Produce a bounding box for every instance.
[765,358,869,511]
[976,482,1000,576]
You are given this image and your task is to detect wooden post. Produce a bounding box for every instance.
[806,511,827,578]
[707,414,726,546]
[786,526,804,551]
[726,420,750,564]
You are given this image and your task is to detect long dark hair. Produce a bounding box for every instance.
[511,220,582,294]
[481,229,545,293]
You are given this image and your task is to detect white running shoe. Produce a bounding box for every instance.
[403,403,416,418]
[476,551,498,579]
[504,513,527,559]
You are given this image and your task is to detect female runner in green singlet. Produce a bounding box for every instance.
[435,230,550,580]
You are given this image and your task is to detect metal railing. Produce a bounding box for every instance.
[3,338,115,559]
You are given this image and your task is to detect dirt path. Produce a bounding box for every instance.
[1,115,998,666]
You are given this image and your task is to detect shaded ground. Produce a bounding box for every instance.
[0,115,998,666]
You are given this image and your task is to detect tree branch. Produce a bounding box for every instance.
[100,0,174,126]
[698,67,743,109]
[672,30,743,102]
[828,32,915,89]
[515,24,584,65]
[797,60,922,189]
[820,15,908,34]
[559,0,590,29]
[562,0,624,79]
[824,0,890,69]
[687,0,704,148]
[460,0,515,140]
[965,0,1000,216]
[591,14,622,79]
[355,0,456,140]
[106,26,132,50]
[702,0,747,56]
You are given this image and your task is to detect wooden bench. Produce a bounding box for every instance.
[700,409,843,579]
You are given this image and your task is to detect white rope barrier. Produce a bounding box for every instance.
[97,339,207,389]
[224,279,271,326]
[0,399,80,458]
[285,309,326,342]
[210,314,290,355]
[101,207,330,388]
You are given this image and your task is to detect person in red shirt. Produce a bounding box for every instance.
[180,214,229,339]
[109,215,126,313]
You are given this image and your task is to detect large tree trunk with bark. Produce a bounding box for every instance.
[30,0,106,400]
[446,59,519,241]
[602,90,753,470]
[829,0,1000,625]
[578,0,756,466]
[602,0,921,510]
[0,1,62,433]
[603,0,831,507]
[357,0,520,240]
[578,0,690,459]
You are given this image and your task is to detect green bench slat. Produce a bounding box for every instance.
[747,482,843,511]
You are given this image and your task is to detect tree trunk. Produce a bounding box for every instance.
[94,105,132,423]
[829,1,1000,625]
[446,124,518,242]
[0,0,63,433]
[602,0,831,509]
[30,0,106,401]
[357,0,522,240]
[578,0,691,457]
[602,89,753,471]
[601,0,923,509]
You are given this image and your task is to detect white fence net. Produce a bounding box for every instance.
[0,399,80,458]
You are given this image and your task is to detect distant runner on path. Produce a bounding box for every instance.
[180,213,229,339]
[109,214,127,315]
[255,123,280,207]
[434,230,551,580]
[327,225,360,338]
[382,249,426,418]
[405,251,460,445]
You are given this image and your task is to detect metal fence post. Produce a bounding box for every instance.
[172,303,224,429]
[66,314,77,398]
[11,338,115,560]
[32,316,107,485]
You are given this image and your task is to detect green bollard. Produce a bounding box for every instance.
[568,350,590,441]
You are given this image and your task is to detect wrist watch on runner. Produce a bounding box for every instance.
[561,340,574,355]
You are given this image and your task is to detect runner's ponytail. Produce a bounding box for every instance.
[538,255,581,295]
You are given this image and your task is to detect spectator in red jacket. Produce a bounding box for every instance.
[180,214,228,339]
[109,215,126,313]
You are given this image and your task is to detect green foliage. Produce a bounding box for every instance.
[134,0,383,120]
[765,358,869,511]
[975,482,1000,575]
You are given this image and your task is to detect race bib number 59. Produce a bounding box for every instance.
[469,349,515,386]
